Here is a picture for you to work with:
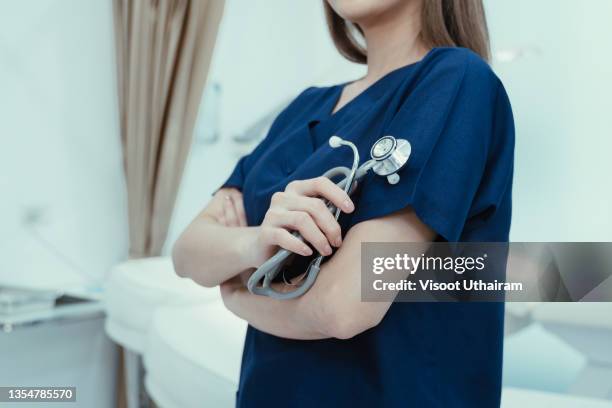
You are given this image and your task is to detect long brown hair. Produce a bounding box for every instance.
[323,0,490,63]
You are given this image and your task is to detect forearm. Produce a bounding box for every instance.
[225,286,331,340]
[173,219,257,287]
[223,208,435,340]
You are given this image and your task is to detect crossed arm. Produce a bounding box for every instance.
[173,181,434,340]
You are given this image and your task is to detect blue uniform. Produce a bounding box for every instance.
[222,47,515,408]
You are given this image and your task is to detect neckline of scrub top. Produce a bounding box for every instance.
[323,47,437,120]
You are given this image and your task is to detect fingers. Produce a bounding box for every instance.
[286,177,355,213]
[231,193,248,227]
[219,190,247,227]
[223,196,240,227]
[264,177,354,252]
[265,209,333,256]
[270,193,342,247]
[261,227,313,257]
[259,177,355,257]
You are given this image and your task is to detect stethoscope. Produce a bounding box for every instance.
[247,135,412,299]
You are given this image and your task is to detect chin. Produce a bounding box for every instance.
[326,0,410,24]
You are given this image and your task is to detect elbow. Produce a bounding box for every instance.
[322,316,359,340]
[171,242,187,278]
[315,288,383,340]
[323,309,382,340]
[172,236,217,288]
[171,235,191,279]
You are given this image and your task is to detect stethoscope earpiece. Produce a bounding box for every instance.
[328,135,343,148]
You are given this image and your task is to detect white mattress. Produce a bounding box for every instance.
[103,257,218,350]
[144,302,246,408]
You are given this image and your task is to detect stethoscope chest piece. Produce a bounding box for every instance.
[370,136,412,184]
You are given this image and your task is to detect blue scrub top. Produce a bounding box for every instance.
[222,47,515,408]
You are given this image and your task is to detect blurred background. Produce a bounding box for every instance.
[1,0,611,407]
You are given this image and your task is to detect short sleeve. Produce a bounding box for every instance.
[349,49,515,242]
[221,155,249,191]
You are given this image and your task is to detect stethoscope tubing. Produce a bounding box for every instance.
[246,160,376,300]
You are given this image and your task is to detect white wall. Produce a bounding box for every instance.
[210,0,363,140]
[0,0,127,288]
[487,0,612,241]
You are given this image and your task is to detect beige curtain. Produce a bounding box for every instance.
[113,0,225,258]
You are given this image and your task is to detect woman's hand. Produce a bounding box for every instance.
[246,177,355,268]
[216,188,247,227]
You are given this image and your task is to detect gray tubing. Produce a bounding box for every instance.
[246,161,375,299]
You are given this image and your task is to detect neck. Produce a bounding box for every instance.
[359,3,428,82]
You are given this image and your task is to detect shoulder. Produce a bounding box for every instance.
[427,47,491,69]
[433,49,514,149]
[406,48,513,147]
[414,47,512,125]
[420,47,502,93]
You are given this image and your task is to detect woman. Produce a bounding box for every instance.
[173,0,514,406]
